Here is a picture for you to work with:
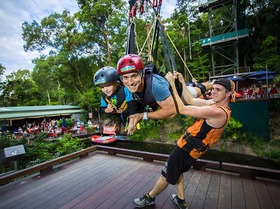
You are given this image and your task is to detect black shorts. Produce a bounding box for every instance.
[161,146,196,185]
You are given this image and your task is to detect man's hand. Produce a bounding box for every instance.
[129,113,143,125]
[126,113,144,135]
[127,125,136,135]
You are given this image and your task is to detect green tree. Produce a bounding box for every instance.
[78,87,102,121]
[252,35,280,70]
[0,64,6,106]
[22,11,94,102]
[22,0,129,107]
[165,3,210,82]
[0,63,5,83]
[32,56,58,105]
[246,0,280,72]
[76,0,128,65]
[3,70,40,106]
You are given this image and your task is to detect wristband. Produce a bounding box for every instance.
[142,112,148,120]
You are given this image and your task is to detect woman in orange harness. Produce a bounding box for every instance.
[132,72,235,209]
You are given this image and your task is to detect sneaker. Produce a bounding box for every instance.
[132,194,155,208]
[171,194,188,209]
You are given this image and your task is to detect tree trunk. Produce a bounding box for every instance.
[47,90,51,105]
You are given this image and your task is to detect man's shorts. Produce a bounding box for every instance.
[161,146,196,185]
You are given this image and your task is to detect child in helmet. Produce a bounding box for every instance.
[93,66,139,134]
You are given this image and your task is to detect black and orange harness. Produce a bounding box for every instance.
[177,106,231,159]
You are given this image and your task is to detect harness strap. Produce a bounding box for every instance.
[120,100,128,110]
[105,97,128,111]
[126,22,136,54]
[105,97,117,110]
[196,83,207,99]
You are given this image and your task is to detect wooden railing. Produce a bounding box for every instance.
[0,146,98,185]
[0,145,279,185]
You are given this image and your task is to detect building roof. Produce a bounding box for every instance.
[0,105,81,120]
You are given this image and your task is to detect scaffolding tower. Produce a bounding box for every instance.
[198,0,249,79]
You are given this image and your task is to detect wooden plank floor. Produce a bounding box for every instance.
[0,151,279,209]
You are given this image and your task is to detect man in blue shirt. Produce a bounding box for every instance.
[117,54,177,131]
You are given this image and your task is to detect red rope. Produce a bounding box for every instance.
[153,0,158,7]
[129,0,163,17]
[140,3,144,14]
[150,0,162,7]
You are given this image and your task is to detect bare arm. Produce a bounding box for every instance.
[126,117,139,135]
[166,72,227,128]
[166,71,213,107]
[148,95,177,119]
[128,94,177,129]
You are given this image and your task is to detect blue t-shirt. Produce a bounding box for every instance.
[133,74,171,106]
[151,74,171,101]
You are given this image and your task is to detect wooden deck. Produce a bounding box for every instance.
[0,150,279,209]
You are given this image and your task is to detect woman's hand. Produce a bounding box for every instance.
[165,71,175,84]
[173,71,185,85]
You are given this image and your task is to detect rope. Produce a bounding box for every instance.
[139,18,156,59]
[127,0,197,82]
[156,16,197,82]
[133,20,140,53]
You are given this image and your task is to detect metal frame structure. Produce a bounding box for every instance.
[199,0,249,79]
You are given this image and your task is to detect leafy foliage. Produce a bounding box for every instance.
[129,115,185,143]
[55,136,84,156]
[128,120,161,142]
[224,117,244,141]
[0,133,84,173]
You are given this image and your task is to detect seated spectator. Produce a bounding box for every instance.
[247,85,255,99]
[270,86,278,98]
[87,120,93,127]
[251,84,259,99]
[257,87,265,98]
[18,126,23,135]
[61,125,66,134]
[27,127,32,134]
[242,87,249,99]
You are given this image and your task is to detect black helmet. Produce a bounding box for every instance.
[93,66,119,86]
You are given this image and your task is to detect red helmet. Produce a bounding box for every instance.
[117,54,144,75]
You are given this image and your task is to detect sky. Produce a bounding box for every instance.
[0,0,176,79]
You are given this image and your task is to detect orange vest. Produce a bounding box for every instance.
[177,106,231,159]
